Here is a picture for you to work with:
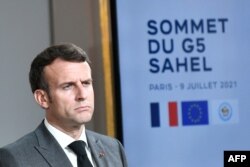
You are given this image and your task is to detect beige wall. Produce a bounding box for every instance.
[51,0,108,134]
[0,0,51,147]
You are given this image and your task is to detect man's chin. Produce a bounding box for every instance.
[78,117,93,124]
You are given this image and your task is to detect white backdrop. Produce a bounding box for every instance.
[114,1,250,166]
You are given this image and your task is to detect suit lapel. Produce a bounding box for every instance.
[34,122,73,167]
[86,130,107,166]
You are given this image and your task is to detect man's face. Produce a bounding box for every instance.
[42,58,94,129]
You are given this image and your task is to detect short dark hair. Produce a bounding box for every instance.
[29,43,91,93]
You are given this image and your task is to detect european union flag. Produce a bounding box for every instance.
[181,101,209,126]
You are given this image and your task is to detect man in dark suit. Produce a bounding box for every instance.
[0,43,127,167]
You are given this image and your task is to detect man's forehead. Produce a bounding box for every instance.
[46,59,89,71]
[43,59,91,80]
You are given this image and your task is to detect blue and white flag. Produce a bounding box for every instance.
[210,99,239,124]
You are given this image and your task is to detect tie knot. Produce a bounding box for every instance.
[68,140,87,156]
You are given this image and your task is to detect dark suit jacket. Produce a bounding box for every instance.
[0,121,127,167]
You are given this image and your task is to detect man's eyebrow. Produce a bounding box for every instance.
[59,81,75,86]
[82,78,93,82]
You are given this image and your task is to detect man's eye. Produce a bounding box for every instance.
[82,81,92,86]
[83,82,90,85]
[62,84,72,90]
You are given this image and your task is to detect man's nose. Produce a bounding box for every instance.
[76,85,87,101]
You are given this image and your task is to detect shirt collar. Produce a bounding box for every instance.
[44,118,88,149]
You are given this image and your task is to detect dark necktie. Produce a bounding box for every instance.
[68,140,93,167]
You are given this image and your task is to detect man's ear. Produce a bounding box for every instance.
[34,89,49,109]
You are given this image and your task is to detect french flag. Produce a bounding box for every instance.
[150,102,178,127]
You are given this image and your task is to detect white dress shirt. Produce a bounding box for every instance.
[44,119,95,167]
